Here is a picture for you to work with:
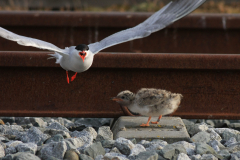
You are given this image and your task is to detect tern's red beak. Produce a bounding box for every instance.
[79,51,87,62]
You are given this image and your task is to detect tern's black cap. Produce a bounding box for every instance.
[75,44,89,51]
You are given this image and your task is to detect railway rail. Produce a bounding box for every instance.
[1,51,240,119]
[0,12,240,54]
[0,12,240,119]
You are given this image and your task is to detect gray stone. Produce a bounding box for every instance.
[41,117,55,124]
[227,142,240,153]
[129,138,137,144]
[70,130,93,142]
[5,147,16,155]
[177,153,191,160]
[145,139,168,151]
[56,117,74,129]
[29,117,47,127]
[64,149,80,160]
[208,140,226,151]
[16,142,37,154]
[138,140,151,148]
[41,155,60,160]
[5,141,22,148]
[95,155,104,160]
[190,154,201,160]
[210,120,230,128]
[182,119,195,135]
[2,152,41,160]
[160,143,187,160]
[104,152,128,160]
[0,135,10,142]
[79,154,94,160]
[0,143,5,158]
[46,122,69,132]
[114,137,135,156]
[231,154,240,160]
[64,138,85,150]
[110,147,121,154]
[200,154,218,160]
[231,151,240,158]
[45,134,64,144]
[20,126,49,146]
[83,127,97,140]
[214,128,240,141]
[134,150,158,160]
[39,141,67,159]
[228,123,240,131]
[73,118,112,130]
[128,144,146,159]
[217,149,231,159]
[0,125,23,136]
[0,117,15,124]
[96,126,113,142]
[225,137,238,147]
[71,130,94,152]
[84,142,105,159]
[207,128,222,141]
[43,128,71,138]
[188,123,209,136]
[195,143,223,159]
[196,143,215,155]
[191,131,211,143]
[112,117,190,144]
[101,140,115,148]
[15,117,31,125]
[172,141,195,156]
[208,140,220,152]
[104,148,111,153]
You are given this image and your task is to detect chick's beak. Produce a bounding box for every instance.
[111,97,123,102]
[79,51,87,62]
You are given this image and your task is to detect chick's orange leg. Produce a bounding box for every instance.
[66,71,70,84]
[140,117,151,127]
[71,72,78,81]
[151,115,162,124]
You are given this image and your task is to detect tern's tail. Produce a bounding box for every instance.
[48,52,62,64]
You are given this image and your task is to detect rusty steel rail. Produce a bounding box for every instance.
[1,51,240,119]
[0,12,240,53]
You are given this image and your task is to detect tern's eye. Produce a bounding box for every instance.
[121,96,125,99]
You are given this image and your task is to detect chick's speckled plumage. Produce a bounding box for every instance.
[112,88,183,126]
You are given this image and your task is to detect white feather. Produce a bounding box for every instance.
[88,0,205,54]
[0,27,67,55]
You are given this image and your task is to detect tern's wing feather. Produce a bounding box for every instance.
[89,0,205,54]
[0,27,67,55]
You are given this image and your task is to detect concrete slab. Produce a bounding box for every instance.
[111,116,190,144]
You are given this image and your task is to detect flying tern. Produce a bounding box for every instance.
[0,0,205,83]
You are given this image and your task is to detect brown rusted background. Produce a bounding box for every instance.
[0,12,240,54]
[1,12,240,119]
[1,51,240,119]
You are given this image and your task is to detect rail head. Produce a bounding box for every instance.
[0,12,239,29]
[0,51,240,70]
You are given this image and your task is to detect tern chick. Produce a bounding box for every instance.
[0,0,205,83]
[112,88,183,127]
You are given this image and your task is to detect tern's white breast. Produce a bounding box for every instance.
[60,49,94,73]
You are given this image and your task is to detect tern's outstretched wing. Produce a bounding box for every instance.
[89,0,205,54]
[0,27,67,55]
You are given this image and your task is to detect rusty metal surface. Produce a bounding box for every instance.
[0,12,240,53]
[1,51,240,119]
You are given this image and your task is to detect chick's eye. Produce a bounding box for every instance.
[121,96,125,99]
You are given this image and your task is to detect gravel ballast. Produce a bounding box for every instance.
[0,117,240,159]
